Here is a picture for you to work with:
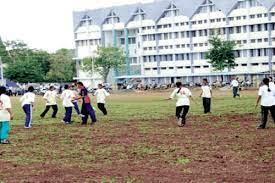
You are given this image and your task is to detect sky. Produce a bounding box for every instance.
[0,0,153,52]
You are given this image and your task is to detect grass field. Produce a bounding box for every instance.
[0,89,274,182]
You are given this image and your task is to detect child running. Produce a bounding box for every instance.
[167,82,194,127]
[94,84,110,115]
[0,86,13,144]
[256,78,275,129]
[200,78,212,114]
[77,82,97,125]
[20,86,35,129]
[40,86,58,118]
[60,85,74,124]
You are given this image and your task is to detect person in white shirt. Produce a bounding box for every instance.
[93,84,110,115]
[167,82,194,127]
[71,84,83,117]
[20,86,35,128]
[231,77,240,98]
[200,78,212,114]
[40,86,58,118]
[0,86,13,144]
[256,78,275,129]
[60,85,74,124]
[268,76,275,90]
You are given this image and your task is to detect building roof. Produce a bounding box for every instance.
[73,0,275,30]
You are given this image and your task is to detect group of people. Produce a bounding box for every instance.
[169,77,275,129]
[1,77,275,144]
[0,82,110,144]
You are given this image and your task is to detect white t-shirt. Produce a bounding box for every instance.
[20,92,35,107]
[43,90,58,105]
[0,94,12,121]
[61,89,74,107]
[170,87,192,106]
[269,82,275,90]
[258,85,275,106]
[94,88,110,103]
[201,85,212,98]
[231,80,239,87]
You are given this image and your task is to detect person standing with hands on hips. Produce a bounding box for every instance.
[200,78,212,114]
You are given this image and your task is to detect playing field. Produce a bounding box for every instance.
[0,89,274,182]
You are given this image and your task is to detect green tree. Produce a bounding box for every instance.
[0,37,11,63]
[46,49,75,82]
[83,46,125,82]
[206,36,236,72]
[4,40,51,83]
[5,59,44,83]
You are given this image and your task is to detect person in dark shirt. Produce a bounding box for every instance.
[77,82,97,125]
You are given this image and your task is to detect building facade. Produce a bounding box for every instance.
[73,0,275,87]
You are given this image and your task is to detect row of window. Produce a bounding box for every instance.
[142,48,275,63]
[76,39,101,47]
[120,37,136,45]
[228,13,269,21]
[144,62,272,71]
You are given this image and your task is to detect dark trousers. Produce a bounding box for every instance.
[97,103,107,115]
[176,106,190,124]
[233,87,240,98]
[23,104,32,128]
[259,106,275,128]
[40,105,58,118]
[63,107,72,123]
[202,98,211,114]
[72,101,81,115]
[81,103,97,124]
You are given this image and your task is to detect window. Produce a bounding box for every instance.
[120,38,125,45]
[250,15,255,19]
[229,27,234,34]
[243,16,247,20]
[243,26,247,33]
[236,26,241,33]
[128,37,136,44]
[252,63,259,66]
[217,18,221,22]
[203,65,209,68]
[241,64,247,66]
[243,40,247,44]
[251,39,256,43]
[257,14,262,18]
[250,25,255,32]
[229,17,234,21]
[257,24,262,31]
[257,39,262,43]
[145,68,150,71]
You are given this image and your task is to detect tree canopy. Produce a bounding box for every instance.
[206,36,237,72]
[83,46,125,82]
[0,39,75,83]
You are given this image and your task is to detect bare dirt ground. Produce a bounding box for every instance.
[1,113,274,182]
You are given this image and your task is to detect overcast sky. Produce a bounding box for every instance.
[0,0,153,52]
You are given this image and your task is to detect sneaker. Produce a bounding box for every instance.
[257,126,265,129]
[61,120,66,124]
[78,114,85,118]
[177,118,183,127]
[24,126,32,129]
[1,139,11,144]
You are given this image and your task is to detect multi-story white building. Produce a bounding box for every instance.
[73,0,275,87]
